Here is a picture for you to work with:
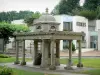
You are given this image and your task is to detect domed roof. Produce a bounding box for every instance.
[38,14,56,22]
[33,8,59,25]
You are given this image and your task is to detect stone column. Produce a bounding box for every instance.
[44,40,49,67]
[40,39,46,68]
[49,39,56,70]
[56,40,60,66]
[21,40,26,65]
[65,40,73,70]
[48,41,51,66]
[77,40,83,67]
[33,40,38,65]
[14,40,20,64]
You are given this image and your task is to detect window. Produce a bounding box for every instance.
[63,22,72,31]
[88,26,95,31]
[50,26,56,31]
[77,22,86,27]
[36,26,41,29]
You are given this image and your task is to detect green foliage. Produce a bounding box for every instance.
[52,0,80,15]
[0,11,34,23]
[24,11,41,26]
[76,0,100,20]
[0,54,10,58]
[60,58,100,68]
[0,22,29,44]
[83,69,100,75]
[83,0,100,11]
[0,57,32,63]
[78,10,97,20]
[51,4,59,15]
[72,43,76,52]
[0,66,12,75]
[0,66,56,75]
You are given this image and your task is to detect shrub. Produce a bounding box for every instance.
[72,43,76,52]
[78,10,97,20]
[0,66,13,75]
[0,54,10,58]
[66,43,76,52]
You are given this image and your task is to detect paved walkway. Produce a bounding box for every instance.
[0,62,89,75]
[60,50,100,57]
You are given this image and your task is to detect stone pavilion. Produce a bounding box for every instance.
[13,8,84,70]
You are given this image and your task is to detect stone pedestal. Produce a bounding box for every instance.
[21,62,26,65]
[49,65,56,70]
[55,58,60,66]
[14,61,20,64]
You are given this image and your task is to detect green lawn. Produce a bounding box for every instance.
[0,57,32,63]
[83,69,100,75]
[60,58,100,68]
[0,66,58,75]
[0,57,100,75]
[1,57,100,68]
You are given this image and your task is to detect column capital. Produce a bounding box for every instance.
[68,40,72,42]
[77,40,81,42]
[50,39,55,42]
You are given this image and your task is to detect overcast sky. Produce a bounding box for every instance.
[0,0,84,13]
[0,0,60,13]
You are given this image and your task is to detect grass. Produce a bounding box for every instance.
[0,57,100,68]
[83,69,100,75]
[0,57,100,75]
[0,57,32,63]
[60,58,100,68]
[76,69,100,75]
[0,66,59,75]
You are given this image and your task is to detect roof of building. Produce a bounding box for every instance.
[33,8,60,25]
[13,31,84,36]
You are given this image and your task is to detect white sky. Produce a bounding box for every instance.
[0,0,84,13]
[0,0,60,13]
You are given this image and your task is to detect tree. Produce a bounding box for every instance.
[0,11,34,23]
[0,22,29,45]
[83,0,100,11]
[24,11,41,26]
[78,10,97,20]
[51,4,59,15]
[52,0,80,15]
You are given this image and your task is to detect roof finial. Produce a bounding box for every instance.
[46,8,48,13]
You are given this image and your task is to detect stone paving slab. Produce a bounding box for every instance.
[0,62,89,75]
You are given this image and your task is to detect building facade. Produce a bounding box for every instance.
[54,15,88,50]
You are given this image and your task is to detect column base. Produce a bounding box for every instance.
[64,66,73,70]
[77,63,83,67]
[40,63,48,68]
[47,58,51,66]
[20,61,26,65]
[56,58,60,66]
[14,61,20,64]
[49,65,56,70]
[68,59,73,66]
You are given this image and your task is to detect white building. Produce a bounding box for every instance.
[54,15,88,51]
[7,16,100,51]
[88,20,100,50]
